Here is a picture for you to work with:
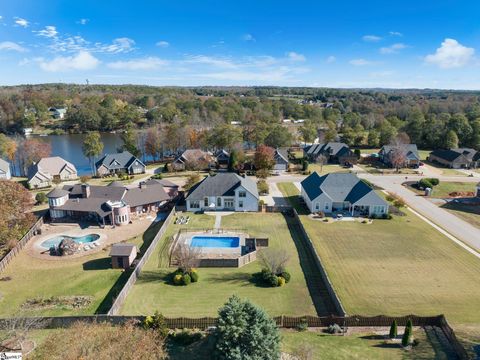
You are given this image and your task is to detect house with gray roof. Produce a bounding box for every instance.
[304,142,357,165]
[301,172,389,217]
[428,148,479,169]
[172,149,216,171]
[273,148,289,171]
[186,172,259,212]
[47,180,173,225]
[0,159,11,180]
[95,151,145,176]
[379,144,420,168]
[27,156,77,189]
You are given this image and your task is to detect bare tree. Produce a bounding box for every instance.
[173,244,201,273]
[316,154,327,172]
[0,316,47,353]
[389,133,410,172]
[259,248,290,274]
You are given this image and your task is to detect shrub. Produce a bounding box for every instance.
[389,320,398,339]
[280,271,291,283]
[402,319,413,347]
[79,175,90,184]
[302,159,309,171]
[151,173,163,180]
[182,273,191,286]
[370,213,377,219]
[418,178,433,189]
[35,192,48,204]
[170,328,203,346]
[296,318,308,332]
[427,178,439,186]
[190,270,199,283]
[326,324,343,334]
[382,213,392,219]
[393,198,405,208]
[173,274,183,285]
[354,149,361,158]
[256,168,270,179]
[257,180,269,194]
[142,311,169,337]
[277,276,286,287]
[268,274,279,287]
[385,194,395,202]
[216,296,280,360]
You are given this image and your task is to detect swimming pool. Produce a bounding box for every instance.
[190,236,240,248]
[40,234,100,249]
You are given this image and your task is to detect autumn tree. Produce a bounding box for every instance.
[82,131,104,176]
[254,145,275,171]
[0,181,35,254]
[17,138,51,176]
[120,125,140,157]
[145,127,163,161]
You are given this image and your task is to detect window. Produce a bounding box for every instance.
[217,197,222,207]
[315,203,319,210]
[239,191,246,198]
[325,203,329,210]
[239,201,243,208]
[190,201,200,209]
[204,197,209,207]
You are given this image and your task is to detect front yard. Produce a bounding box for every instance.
[278,182,480,327]
[120,212,318,317]
[0,219,163,317]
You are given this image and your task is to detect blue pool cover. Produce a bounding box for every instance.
[190,236,240,248]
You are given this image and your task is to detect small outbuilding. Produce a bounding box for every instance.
[109,243,137,269]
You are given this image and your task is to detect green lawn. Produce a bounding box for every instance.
[441,202,480,230]
[278,182,480,327]
[121,212,317,317]
[0,221,163,317]
[429,182,476,198]
[281,329,448,360]
[308,164,350,175]
[423,161,467,177]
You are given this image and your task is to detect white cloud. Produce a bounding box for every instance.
[77,18,89,25]
[362,35,382,42]
[35,25,58,38]
[185,55,237,69]
[380,43,407,54]
[39,51,100,72]
[424,38,475,68]
[243,33,256,42]
[14,17,29,27]
[287,51,306,62]
[389,31,403,37]
[326,55,336,63]
[156,40,169,48]
[100,37,135,53]
[107,57,168,70]
[349,58,375,66]
[0,41,27,52]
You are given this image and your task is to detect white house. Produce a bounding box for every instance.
[186,173,259,212]
[301,172,389,217]
[0,159,11,180]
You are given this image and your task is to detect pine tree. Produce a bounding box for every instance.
[401,319,413,347]
[389,320,397,339]
[215,295,280,360]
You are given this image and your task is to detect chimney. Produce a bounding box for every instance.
[81,184,90,198]
[140,181,147,189]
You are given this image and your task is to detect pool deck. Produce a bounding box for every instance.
[176,230,249,258]
[25,218,153,261]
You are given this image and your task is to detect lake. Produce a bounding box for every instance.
[25,133,124,176]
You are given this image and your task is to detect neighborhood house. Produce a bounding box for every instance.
[47,180,175,226]
[172,149,216,171]
[301,172,389,217]
[95,151,146,176]
[273,148,289,171]
[379,144,420,168]
[27,156,78,188]
[428,148,479,169]
[214,149,230,169]
[304,142,357,165]
[186,172,259,212]
[0,159,11,180]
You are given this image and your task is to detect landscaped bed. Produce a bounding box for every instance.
[0,219,164,317]
[120,212,317,317]
[278,182,480,328]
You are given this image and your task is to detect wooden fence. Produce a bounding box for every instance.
[0,215,45,274]
[0,313,467,358]
[107,208,175,315]
[292,209,347,316]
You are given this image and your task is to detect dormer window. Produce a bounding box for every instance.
[239,191,246,198]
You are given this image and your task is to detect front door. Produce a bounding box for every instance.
[117,257,124,269]
[224,199,234,209]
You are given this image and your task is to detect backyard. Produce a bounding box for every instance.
[0,219,164,317]
[278,182,480,328]
[121,212,319,317]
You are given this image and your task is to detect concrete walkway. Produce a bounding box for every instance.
[204,211,234,229]
[214,214,222,229]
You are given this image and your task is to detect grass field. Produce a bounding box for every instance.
[121,212,318,317]
[441,202,480,230]
[308,164,350,175]
[423,161,467,177]
[0,221,163,317]
[278,182,480,327]
[429,182,476,198]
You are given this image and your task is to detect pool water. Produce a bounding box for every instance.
[190,236,240,248]
[40,234,100,249]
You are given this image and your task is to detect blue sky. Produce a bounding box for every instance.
[0,0,479,89]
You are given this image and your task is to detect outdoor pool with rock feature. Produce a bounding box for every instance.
[40,234,100,249]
